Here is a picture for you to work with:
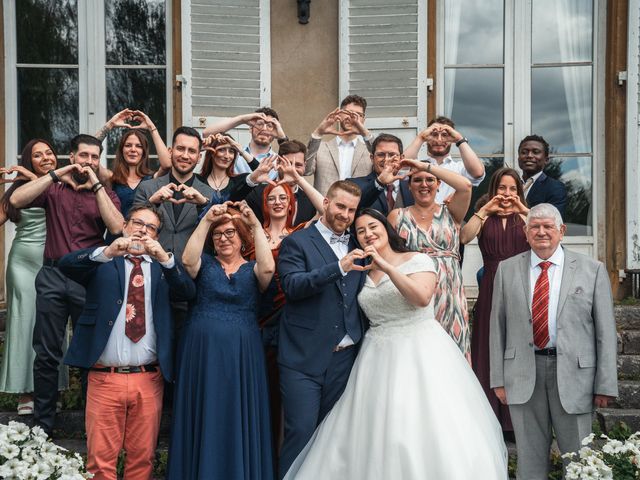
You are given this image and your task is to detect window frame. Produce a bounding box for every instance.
[3,0,172,164]
[435,0,604,254]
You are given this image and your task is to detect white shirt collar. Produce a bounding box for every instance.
[530,245,564,269]
[126,254,153,264]
[426,154,453,165]
[336,136,358,148]
[525,170,544,184]
[315,218,345,239]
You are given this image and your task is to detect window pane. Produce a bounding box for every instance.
[18,68,79,155]
[444,0,504,65]
[546,156,592,236]
[105,0,166,65]
[16,0,78,64]
[532,0,593,64]
[444,68,503,154]
[531,66,592,153]
[465,157,505,221]
[105,68,167,155]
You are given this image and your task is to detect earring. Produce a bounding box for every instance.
[241,244,246,252]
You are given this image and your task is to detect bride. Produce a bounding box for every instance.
[284,208,508,479]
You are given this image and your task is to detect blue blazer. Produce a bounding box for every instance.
[350,172,414,216]
[58,248,196,382]
[527,172,568,217]
[277,224,367,376]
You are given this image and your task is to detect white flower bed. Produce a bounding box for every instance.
[564,431,640,480]
[0,421,92,479]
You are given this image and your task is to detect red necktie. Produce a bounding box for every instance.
[125,257,146,343]
[532,261,552,349]
[386,184,395,211]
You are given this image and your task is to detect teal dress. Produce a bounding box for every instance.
[0,208,68,393]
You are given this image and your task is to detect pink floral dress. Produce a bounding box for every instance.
[395,206,470,362]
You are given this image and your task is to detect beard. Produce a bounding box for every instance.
[72,171,90,185]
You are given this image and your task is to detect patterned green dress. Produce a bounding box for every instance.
[0,208,68,393]
[395,206,470,362]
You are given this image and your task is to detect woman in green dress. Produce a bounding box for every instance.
[0,139,68,414]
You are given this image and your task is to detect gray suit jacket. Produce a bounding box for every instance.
[489,248,618,414]
[304,136,373,196]
[133,173,214,262]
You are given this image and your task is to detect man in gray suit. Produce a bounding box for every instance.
[490,203,618,479]
[133,126,214,262]
[304,95,374,196]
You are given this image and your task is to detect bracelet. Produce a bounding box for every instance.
[49,170,60,183]
[149,127,158,133]
[456,137,469,147]
[473,212,486,222]
[91,182,104,193]
[426,163,432,173]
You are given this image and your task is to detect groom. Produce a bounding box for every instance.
[277,180,368,478]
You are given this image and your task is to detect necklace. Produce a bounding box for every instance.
[209,173,228,191]
[411,204,436,220]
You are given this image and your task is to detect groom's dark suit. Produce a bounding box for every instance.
[277,222,367,478]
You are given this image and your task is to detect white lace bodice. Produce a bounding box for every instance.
[357,253,437,333]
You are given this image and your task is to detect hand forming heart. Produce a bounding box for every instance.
[0,166,35,184]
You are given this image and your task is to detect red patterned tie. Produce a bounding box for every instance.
[125,257,146,343]
[386,184,395,211]
[532,261,552,349]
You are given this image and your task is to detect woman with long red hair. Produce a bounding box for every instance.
[257,156,324,461]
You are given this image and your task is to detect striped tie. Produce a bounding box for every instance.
[532,261,552,349]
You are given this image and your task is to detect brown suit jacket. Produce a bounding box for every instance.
[304,136,373,196]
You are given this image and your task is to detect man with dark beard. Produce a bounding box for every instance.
[10,134,124,437]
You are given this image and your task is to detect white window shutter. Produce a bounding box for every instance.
[340,0,427,145]
[181,0,270,129]
[626,0,640,269]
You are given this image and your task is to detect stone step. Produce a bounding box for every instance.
[619,330,640,355]
[618,354,640,380]
[616,305,640,330]
[609,380,640,409]
[596,408,640,434]
[0,410,173,438]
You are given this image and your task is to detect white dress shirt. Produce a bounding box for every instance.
[529,246,565,349]
[422,155,485,204]
[90,247,175,367]
[234,145,278,180]
[315,220,354,348]
[336,137,358,180]
[523,171,544,199]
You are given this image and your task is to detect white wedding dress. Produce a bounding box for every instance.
[284,254,508,479]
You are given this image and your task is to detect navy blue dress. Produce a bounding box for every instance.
[167,255,274,480]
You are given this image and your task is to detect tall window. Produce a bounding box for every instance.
[441,0,596,237]
[7,0,170,164]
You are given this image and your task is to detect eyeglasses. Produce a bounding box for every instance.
[253,120,276,132]
[129,218,160,234]
[212,228,237,240]
[412,177,438,185]
[266,195,289,205]
[373,152,399,160]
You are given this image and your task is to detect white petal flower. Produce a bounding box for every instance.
[581,433,596,445]
[579,465,599,479]
[0,442,20,459]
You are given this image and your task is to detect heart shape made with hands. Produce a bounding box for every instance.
[0,167,29,184]
[114,112,146,130]
[325,111,359,137]
[165,183,188,204]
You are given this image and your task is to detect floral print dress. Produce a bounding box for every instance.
[395,206,470,362]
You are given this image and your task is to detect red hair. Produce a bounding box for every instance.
[262,183,296,229]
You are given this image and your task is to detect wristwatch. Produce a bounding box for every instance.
[455,137,468,147]
[49,170,60,183]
